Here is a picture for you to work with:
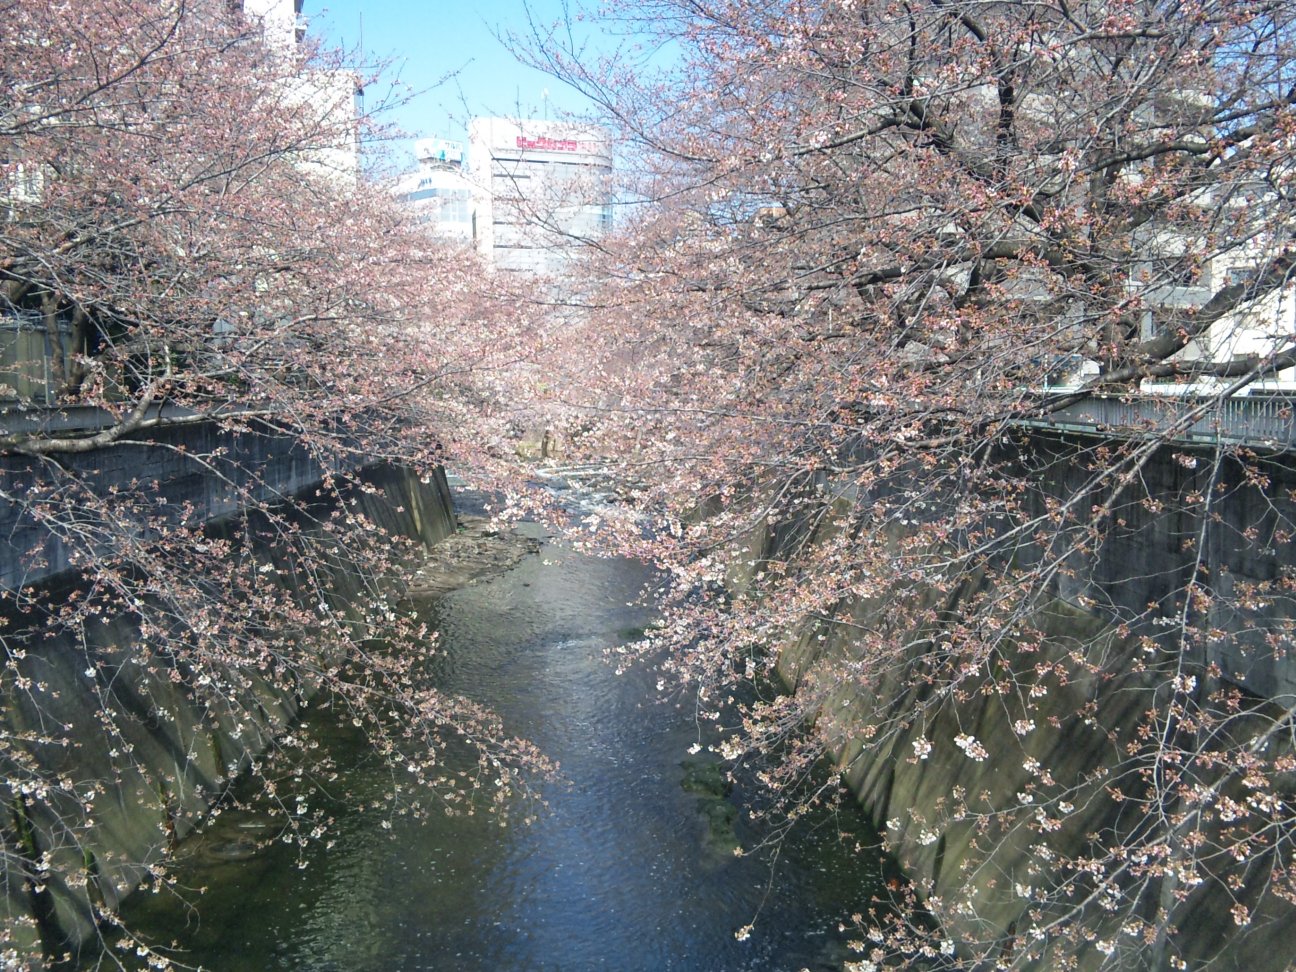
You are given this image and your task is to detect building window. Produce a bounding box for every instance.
[1224,266,1259,289]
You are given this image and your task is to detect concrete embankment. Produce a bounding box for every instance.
[0,461,456,964]
[729,437,1296,970]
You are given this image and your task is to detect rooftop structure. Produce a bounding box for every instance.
[393,139,474,243]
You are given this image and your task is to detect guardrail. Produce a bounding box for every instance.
[6,387,1295,456]
[1021,393,1296,450]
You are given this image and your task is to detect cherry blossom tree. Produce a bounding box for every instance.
[518,0,1296,966]
[0,1,549,966]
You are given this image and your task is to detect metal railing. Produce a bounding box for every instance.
[0,311,74,406]
[1022,392,1296,450]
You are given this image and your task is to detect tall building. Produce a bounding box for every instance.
[467,118,612,275]
[239,0,303,50]
[236,0,357,182]
[393,139,474,243]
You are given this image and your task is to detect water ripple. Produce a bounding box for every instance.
[115,535,886,972]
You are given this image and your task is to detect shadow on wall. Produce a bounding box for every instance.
[0,463,456,963]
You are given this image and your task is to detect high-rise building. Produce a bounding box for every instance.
[393,139,474,243]
[239,0,303,50]
[467,118,612,275]
[236,0,357,182]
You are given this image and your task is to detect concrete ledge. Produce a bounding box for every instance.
[0,419,365,592]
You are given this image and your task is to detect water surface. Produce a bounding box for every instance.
[118,523,887,970]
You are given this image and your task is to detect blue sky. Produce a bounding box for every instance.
[306,0,599,164]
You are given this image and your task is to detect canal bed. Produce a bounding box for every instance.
[115,520,888,971]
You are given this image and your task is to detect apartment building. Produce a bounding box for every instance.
[240,0,303,50]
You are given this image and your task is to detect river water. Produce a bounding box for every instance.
[117,517,888,971]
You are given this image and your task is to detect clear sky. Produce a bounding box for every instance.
[306,0,598,164]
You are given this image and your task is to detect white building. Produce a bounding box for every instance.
[268,68,358,185]
[1145,256,1296,393]
[240,0,302,51]
[393,139,474,243]
[235,0,357,182]
[467,117,612,275]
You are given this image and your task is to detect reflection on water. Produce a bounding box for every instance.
[117,525,888,971]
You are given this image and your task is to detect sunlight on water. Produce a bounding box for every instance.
[115,525,889,972]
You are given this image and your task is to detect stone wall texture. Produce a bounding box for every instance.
[0,420,369,593]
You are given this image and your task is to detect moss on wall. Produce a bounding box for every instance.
[0,463,456,965]
[761,495,1296,970]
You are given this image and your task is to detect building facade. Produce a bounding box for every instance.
[240,0,303,50]
[467,117,612,275]
[1140,247,1296,394]
[232,0,357,181]
[393,139,474,243]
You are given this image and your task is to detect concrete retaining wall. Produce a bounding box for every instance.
[740,433,1296,970]
[0,459,456,965]
[1008,434,1296,701]
[0,420,365,593]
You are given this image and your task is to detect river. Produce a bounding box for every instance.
[115,512,889,971]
